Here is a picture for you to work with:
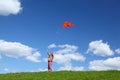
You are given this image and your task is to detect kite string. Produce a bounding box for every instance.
[55,26,63,43]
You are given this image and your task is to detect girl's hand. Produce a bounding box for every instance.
[46,51,50,55]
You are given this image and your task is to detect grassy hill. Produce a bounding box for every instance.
[0,70,120,80]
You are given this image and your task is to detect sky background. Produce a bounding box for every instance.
[0,0,120,73]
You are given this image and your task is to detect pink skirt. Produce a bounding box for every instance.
[48,61,52,71]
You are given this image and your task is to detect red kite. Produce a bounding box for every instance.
[62,21,74,28]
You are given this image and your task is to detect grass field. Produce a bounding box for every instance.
[0,70,120,80]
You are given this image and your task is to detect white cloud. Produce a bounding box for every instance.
[115,48,120,54]
[87,40,114,56]
[89,57,120,70]
[59,66,84,71]
[0,0,22,16]
[3,68,20,73]
[38,68,48,72]
[54,44,85,63]
[59,63,84,71]
[0,40,41,62]
[48,44,85,71]
[54,53,85,64]
[26,52,41,62]
[57,44,78,54]
[0,55,2,59]
[4,68,9,72]
[48,43,56,49]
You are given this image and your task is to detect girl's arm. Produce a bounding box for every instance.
[46,51,50,55]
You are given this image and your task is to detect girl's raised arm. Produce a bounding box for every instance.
[46,51,50,55]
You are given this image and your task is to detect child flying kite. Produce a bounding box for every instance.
[46,51,54,71]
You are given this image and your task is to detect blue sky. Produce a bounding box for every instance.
[0,0,120,73]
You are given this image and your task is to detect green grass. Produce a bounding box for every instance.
[0,70,120,80]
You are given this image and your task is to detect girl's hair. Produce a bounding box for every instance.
[50,53,54,59]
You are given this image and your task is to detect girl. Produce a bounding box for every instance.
[47,51,54,71]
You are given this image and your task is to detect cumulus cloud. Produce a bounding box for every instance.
[48,43,56,49]
[87,40,114,56]
[0,40,41,62]
[4,68,9,72]
[48,44,85,71]
[59,63,84,71]
[115,48,120,54]
[89,57,120,70]
[0,0,22,16]
[0,55,2,59]
[38,68,48,72]
[54,53,85,64]
[3,68,20,73]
